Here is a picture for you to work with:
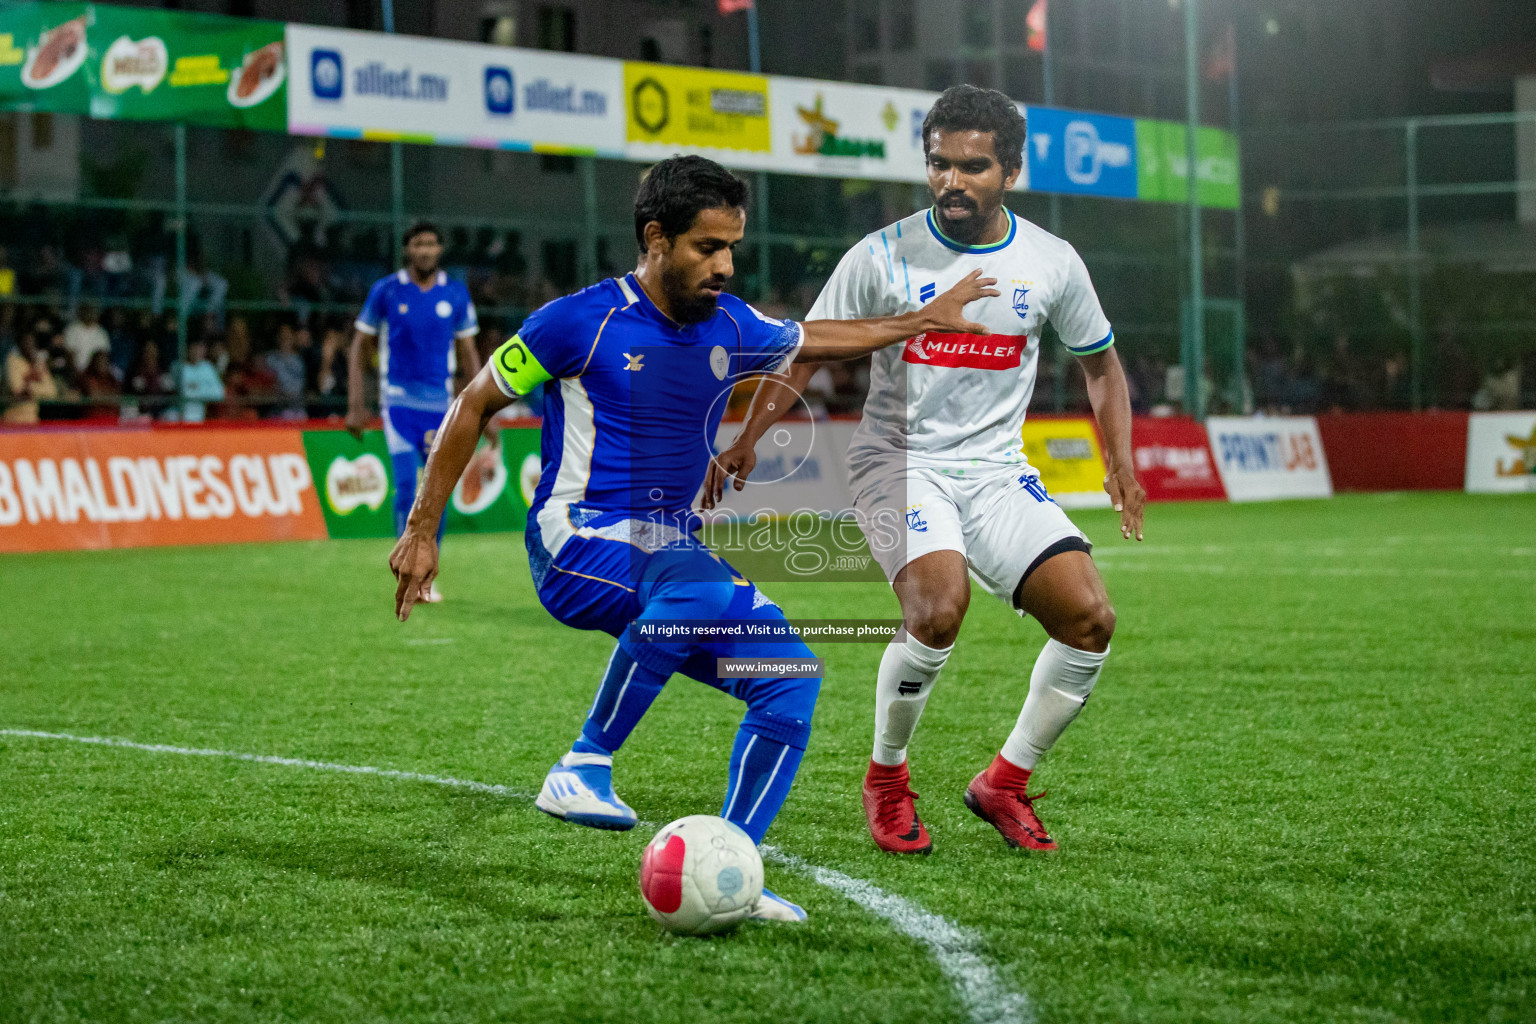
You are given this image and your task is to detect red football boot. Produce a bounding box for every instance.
[862,759,932,854]
[964,754,1057,851]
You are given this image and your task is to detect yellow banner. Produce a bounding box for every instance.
[624,62,770,153]
[1021,418,1110,507]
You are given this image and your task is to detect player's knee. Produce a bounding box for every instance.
[905,588,969,648]
[1060,597,1115,653]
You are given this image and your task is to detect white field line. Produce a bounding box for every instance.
[0,727,1032,1024]
[1097,563,1533,579]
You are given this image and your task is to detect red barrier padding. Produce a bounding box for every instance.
[1315,412,1469,492]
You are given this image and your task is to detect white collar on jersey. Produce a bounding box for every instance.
[925,207,1018,255]
[395,269,449,287]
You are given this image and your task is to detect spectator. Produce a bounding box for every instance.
[4,328,59,424]
[127,339,174,408]
[168,337,225,423]
[105,307,135,377]
[1472,357,1521,412]
[40,321,80,397]
[79,350,123,420]
[264,320,307,419]
[178,236,230,331]
[221,316,274,420]
[63,303,110,373]
[315,322,349,404]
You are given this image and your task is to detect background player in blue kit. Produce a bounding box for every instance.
[348,222,482,603]
[387,156,995,922]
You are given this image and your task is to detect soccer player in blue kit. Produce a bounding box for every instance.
[349,221,482,603]
[388,156,995,922]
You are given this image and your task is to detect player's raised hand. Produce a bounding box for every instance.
[389,528,440,621]
[1104,465,1147,541]
[923,269,999,336]
[702,441,757,510]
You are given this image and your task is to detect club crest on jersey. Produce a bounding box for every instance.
[905,505,928,532]
[1012,287,1030,318]
[903,332,1025,371]
[710,345,729,380]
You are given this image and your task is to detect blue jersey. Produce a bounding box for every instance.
[356,269,478,411]
[489,272,802,562]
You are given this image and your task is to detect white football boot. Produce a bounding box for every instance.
[535,751,637,830]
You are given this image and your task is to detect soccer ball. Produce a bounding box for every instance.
[640,814,763,936]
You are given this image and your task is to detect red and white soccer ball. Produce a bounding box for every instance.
[640,814,763,936]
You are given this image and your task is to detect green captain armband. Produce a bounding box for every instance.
[490,335,555,396]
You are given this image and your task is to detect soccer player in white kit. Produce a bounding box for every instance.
[704,86,1146,853]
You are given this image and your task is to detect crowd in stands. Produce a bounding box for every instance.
[0,206,1526,423]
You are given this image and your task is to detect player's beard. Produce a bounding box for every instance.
[933,191,987,245]
[663,263,724,324]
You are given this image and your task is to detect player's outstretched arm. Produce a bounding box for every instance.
[1078,346,1146,541]
[796,269,998,361]
[389,365,513,621]
[702,272,997,509]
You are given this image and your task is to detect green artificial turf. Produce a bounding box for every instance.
[1,493,1532,1023]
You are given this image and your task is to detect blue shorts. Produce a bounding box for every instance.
[382,403,446,460]
[529,517,814,697]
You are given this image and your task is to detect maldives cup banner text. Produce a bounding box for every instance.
[0,429,326,553]
[286,23,624,154]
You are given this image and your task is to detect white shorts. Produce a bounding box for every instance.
[849,457,1090,605]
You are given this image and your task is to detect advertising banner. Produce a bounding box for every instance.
[0,428,326,553]
[623,61,771,160]
[299,426,542,540]
[1464,411,1536,494]
[86,5,285,130]
[1020,417,1111,508]
[1206,416,1332,502]
[768,78,941,185]
[1131,416,1226,502]
[0,2,92,114]
[0,3,285,129]
[286,24,624,154]
[1022,105,1138,200]
[1135,119,1241,210]
[703,420,854,520]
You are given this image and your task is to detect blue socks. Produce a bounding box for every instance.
[721,710,812,844]
[575,647,668,756]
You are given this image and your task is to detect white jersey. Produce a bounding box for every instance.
[807,207,1113,469]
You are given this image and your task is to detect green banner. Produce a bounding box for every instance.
[300,427,541,540]
[0,2,286,130]
[1135,119,1241,210]
[0,3,92,114]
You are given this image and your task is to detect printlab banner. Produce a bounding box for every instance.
[0,2,286,130]
[285,23,624,154]
[1206,416,1333,502]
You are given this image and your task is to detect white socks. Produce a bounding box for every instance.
[872,633,953,767]
[1001,639,1108,770]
